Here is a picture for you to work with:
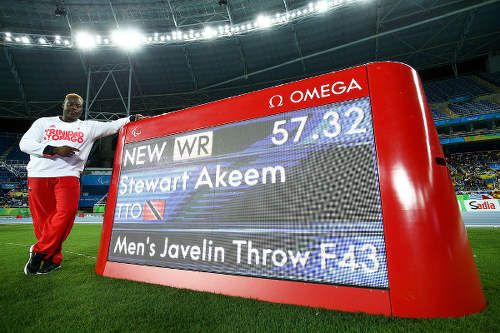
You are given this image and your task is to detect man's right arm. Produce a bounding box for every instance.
[20,119,80,158]
[19,119,51,157]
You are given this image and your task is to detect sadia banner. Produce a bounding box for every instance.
[464,199,500,212]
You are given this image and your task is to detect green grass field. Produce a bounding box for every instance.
[0,224,498,332]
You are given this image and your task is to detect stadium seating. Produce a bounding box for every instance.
[478,72,500,87]
[446,151,500,193]
[448,100,500,116]
[430,108,450,121]
[423,76,494,103]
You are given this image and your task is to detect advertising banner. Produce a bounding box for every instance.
[463,199,500,212]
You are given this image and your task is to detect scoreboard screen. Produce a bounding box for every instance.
[108,96,388,288]
[97,62,486,318]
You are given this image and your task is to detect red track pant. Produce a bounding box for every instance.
[28,176,80,264]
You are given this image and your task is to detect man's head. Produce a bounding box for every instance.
[62,93,84,122]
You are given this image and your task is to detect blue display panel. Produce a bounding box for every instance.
[108,97,389,288]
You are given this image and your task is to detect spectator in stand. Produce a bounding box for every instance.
[20,93,147,275]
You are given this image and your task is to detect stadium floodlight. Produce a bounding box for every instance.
[203,26,217,39]
[96,35,101,44]
[15,37,20,42]
[103,38,109,44]
[75,31,95,50]
[166,35,171,41]
[160,35,165,41]
[316,1,329,12]
[38,37,47,44]
[247,23,253,29]
[195,32,200,38]
[21,36,30,44]
[112,29,143,51]
[256,15,272,28]
[5,32,11,37]
[6,36,11,41]
[64,39,70,45]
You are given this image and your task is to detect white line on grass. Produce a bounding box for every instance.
[1,242,96,259]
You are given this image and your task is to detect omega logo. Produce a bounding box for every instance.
[268,78,363,108]
[269,95,284,108]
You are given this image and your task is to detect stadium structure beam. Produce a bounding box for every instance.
[128,58,150,113]
[166,0,198,91]
[85,64,131,120]
[282,0,306,73]
[453,10,476,68]
[183,46,198,90]
[375,0,382,60]
[225,2,249,79]
[63,8,88,77]
[2,47,30,115]
[110,71,128,112]
[0,103,23,117]
[381,0,465,24]
[199,0,500,91]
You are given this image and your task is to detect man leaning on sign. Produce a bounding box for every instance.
[20,93,146,275]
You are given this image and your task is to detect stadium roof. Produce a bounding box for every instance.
[0,0,499,120]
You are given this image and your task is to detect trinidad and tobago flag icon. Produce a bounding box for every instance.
[143,200,165,221]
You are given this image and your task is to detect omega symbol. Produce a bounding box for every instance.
[269,95,284,108]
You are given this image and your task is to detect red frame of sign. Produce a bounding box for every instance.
[96,62,486,318]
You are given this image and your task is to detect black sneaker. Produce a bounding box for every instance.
[38,258,61,274]
[24,250,44,275]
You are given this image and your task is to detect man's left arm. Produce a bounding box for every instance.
[91,114,146,139]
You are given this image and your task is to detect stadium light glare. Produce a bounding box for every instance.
[103,38,109,44]
[256,15,272,28]
[203,26,217,39]
[2,0,351,50]
[316,1,329,12]
[75,31,95,50]
[64,39,70,45]
[112,29,143,51]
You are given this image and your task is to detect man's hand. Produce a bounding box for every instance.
[53,146,79,157]
[135,114,148,121]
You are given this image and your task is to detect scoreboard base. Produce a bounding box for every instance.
[104,261,391,315]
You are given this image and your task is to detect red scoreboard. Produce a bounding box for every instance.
[96,62,486,318]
